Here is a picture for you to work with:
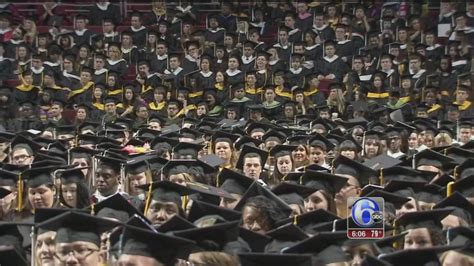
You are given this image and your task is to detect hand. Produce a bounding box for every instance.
[326,74,336,79]
[317,75,325,80]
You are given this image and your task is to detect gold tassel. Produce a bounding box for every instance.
[379,168,384,186]
[293,214,298,225]
[446,181,454,197]
[144,183,153,214]
[91,203,96,215]
[453,166,458,180]
[17,174,23,211]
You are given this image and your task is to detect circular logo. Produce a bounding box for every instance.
[351,198,382,227]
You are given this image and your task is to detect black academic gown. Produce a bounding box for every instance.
[287,68,310,88]
[150,55,168,74]
[60,70,81,89]
[88,3,122,25]
[181,55,199,75]
[273,43,292,62]
[241,56,256,73]
[73,29,94,46]
[314,55,349,81]
[130,27,147,49]
[195,71,216,90]
[312,25,335,42]
[0,57,13,80]
[121,46,140,65]
[224,69,244,87]
[106,59,129,77]
[205,28,225,45]
[93,69,108,85]
[288,28,303,43]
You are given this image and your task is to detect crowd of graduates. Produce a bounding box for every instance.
[0,1,473,265]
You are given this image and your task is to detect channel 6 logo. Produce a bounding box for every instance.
[351,197,384,227]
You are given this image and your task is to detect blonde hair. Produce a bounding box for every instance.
[434,132,453,147]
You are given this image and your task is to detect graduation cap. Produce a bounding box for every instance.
[394,208,453,231]
[172,142,203,159]
[269,144,296,158]
[156,215,195,233]
[333,155,377,187]
[277,209,340,234]
[235,145,268,171]
[96,155,125,173]
[238,253,313,266]
[245,122,271,136]
[94,193,146,223]
[235,135,263,151]
[300,170,348,197]
[308,133,335,151]
[0,168,19,187]
[234,181,293,218]
[187,199,242,224]
[37,210,121,247]
[286,135,310,146]
[23,166,57,188]
[55,167,86,184]
[379,246,458,265]
[10,135,42,153]
[455,158,474,180]
[433,191,474,224]
[446,226,474,247]
[120,221,195,264]
[365,189,409,215]
[0,246,28,266]
[138,181,194,213]
[413,148,454,169]
[262,129,287,144]
[271,182,317,207]
[210,130,239,146]
[217,168,254,195]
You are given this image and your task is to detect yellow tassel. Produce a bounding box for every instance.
[379,168,384,186]
[182,195,188,211]
[293,214,298,225]
[144,183,153,215]
[453,166,458,180]
[17,174,23,211]
[446,181,454,197]
[91,203,96,215]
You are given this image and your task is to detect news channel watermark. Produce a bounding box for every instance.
[347,197,385,239]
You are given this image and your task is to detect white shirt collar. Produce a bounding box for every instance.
[313,24,327,31]
[96,2,110,11]
[157,54,168,60]
[75,29,87,36]
[290,67,302,74]
[241,55,255,64]
[104,32,118,38]
[95,68,108,75]
[10,39,23,45]
[63,70,80,80]
[107,58,126,65]
[31,66,44,74]
[226,69,241,76]
[200,71,213,77]
[131,25,146,32]
[323,55,339,63]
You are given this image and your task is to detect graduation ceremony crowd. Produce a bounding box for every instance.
[0,0,474,265]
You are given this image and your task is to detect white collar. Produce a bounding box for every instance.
[63,70,80,80]
[0,3,9,8]
[426,44,441,51]
[313,24,327,31]
[359,74,372,81]
[289,28,300,35]
[75,29,87,36]
[165,67,183,75]
[226,69,241,76]
[96,2,110,11]
[44,61,59,67]
[31,66,44,74]
[290,67,302,74]
[305,44,319,50]
[0,28,11,34]
[121,46,136,53]
[200,71,213,77]
[452,59,467,67]
[269,59,278,65]
[411,69,426,78]
[104,32,118,38]
[250,22,265,27]
[443,11,455,17]
[43,3,58,11]
[176,5,192,13]
[207,27,224,33]
[157,54,168,60]
[337,39,351,44]
[95,68,108,75]
[241,55,255,64]
[185,54,198,62]
[273,43,289,49]
[131,25,146,32]
[382,69,394,76]
[10,39,23,45]
[323,55,339,63]
[387,150,405,158]
[107,58,126,65]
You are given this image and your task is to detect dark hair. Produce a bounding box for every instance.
[243,195,287,230]
[59,181,91,209]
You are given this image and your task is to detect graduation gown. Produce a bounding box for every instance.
[410,69,427,90]
[73,29,94,46]
[255,69,272,88]
[88,3,122,25]
[304,44,323,61]
[106,59,128,77]
[273,43,292,62]
[163,67,185,89]
[195,71,216,90]
[121,46,140,65]
[181,55,199,75]
[150,54,168,74]
[287,67,309,88]
[103,32,120,43]
[31,67,45,87]
[241,56,256,73]
[314,55,349,81]
[225,69,244,87]
[130,26,147,49]
[305,87,326,106]
[93,69,108,85]
[268,59,287,73]
[288,28,303,43]
[296,14,313,33]
[275,85,293,102]
[60,70,81,89]
[14,84,39,103]
[0,56,13,80]
[205,28,225,45]
[68,81,94,105]
[336,40,355,60]
[312,25,335,42]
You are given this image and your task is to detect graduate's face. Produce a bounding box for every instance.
[242,206,271,234]
[404,228,433,250]
[131,16,141,28]
[340,150,356,160]
[105,102,117,114]
[335,27,345,40]
[309,146,326,166]
[264,89,275,101]
[409,59,421,72]
[37,231,57,266]
[56,241,100,266]
[228,58,239,69]
[314,15,324,27]
[243,157,262,180]
[96,167,119,196]
[196,104,207,116]
[128,173,147,196]
[72,158,89,176]
[12,148,34,165]
[284,16,295,27]
[28,185,56,209]
[220,193,241,209]
[380,58,392,70]
[292,145,307,163]
[304,190,329,212]
[215,141,232,162]
[246,74,256,85]
[200,59,210,70]
[335,175,360,205]
[364,138,379,158]
[278,30,289,43]
[456,90,469,102]
[276,155,292,175]
[408,132,418,148]
[167,104,179,117]
[169,57,180,69]
[459,128,472,143]
[396,197,418,217]
[342,244,376,266]
[117,254,162,266]
[146,200,180,226]
[61,183,78,208]
[75,19,86,30]
[325,45,336,57]
[80,72,92,84]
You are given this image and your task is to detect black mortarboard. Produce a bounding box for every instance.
[271,182,317,206]
[300,170,348,197]
[456,158,474,180]
[217,168,254,195]
[0,222,25,252]
[94,193,146,223]
[38,210,121,246]
[156,215,195,233]
[262,129,287,144]
[414,149,454,169]
[444,147,474,165]
[333,155,377,186]
[365,189,409,215]
[269,144,296,158]
[10,135,42,153]
[377,166,434,185]
[433,192,474,223]
[174,221,241,253]
[235,135,263,151]
[211,130,239,145]
[235,145,268,170]
[0,187,11,199]
[446,226,474,247]
[379,246,456,265]
[139,181,193,209]
[246,122,271,136]
[238,253,313,266]
[56,167,85,184]
[172,142,203,159]
[308,133,335,151]
[394,208,453,231]
[277,209,340,233]
[96,155,125,173]
[286,135,310,146]
[0,168,19,187]
[0,246,27,266]
[188,199,241,224]
[120,222,195,264]
[234,181,293,218]
[23,166,56,188]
